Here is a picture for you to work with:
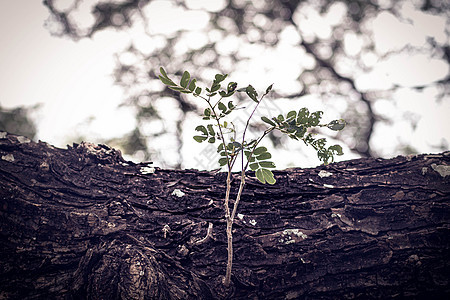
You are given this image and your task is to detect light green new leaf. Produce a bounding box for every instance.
[255,169,265,184]
[180,71,190,88]
[261,168,276,185]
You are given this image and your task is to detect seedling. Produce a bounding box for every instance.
[159,67,345,287]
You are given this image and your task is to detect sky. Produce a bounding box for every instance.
[0,0,448,169]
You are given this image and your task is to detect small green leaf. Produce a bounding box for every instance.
[159,75,177,86]
[261,168,276,185]
[227,82,237,93]
[211,84,221,93]
[253,146,267,155]
[218,102,227,113]
[195,125,208,136]
[246,85,258,102]
[277,114,285,122]
[204,108,211,117]
[249,162,260,171]
[259,161,276,168]
[169,86,188,92]
[327,119,346,131]
[308,111,323,126]
[255,169,265,184]
[188,78,197,91]
[329,144,344,155]
[265,84,273,95]
[160,67,168,78]
[297,108,310,124]
[208,137,216,143]
[214,74,228,83]
[287,110,297,120]
[256,152,272,160]
[207,124,215,136]
[193,136,207,143]
[261,116,275,126]
[180,71,190,88]
[228,101,234,109]
[219,157,228,166]
[194,87,202,95]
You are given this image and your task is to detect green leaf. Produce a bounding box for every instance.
[255,169,265,184]
[261,116,275,126]
[211,84,221,93]
[253,146,267,155]
[277,114,285,122]
[204,108,211,117]
[297,108,310,124]
[219,157,228,166]
[227,82,237,93]
[160,67,168,78]
[194,87,202,95]
[261,168,276,185]
[228,101,234,109]
[214,74,228,83]
[287,110,297,121]
[207,124,215,136]
[249,162,260,171]
[188,78,197,91]
[259,161,276,168]
[169,86,188,92]
[218,102,227,113]
[180,71,190,88]
[329,144,344,155]
[246,85,258,102]
[265,84,273,95]
[256,152,272,160]
[159,75,177,86]
[208,137,216,143]
[195,125,208,136]
[327,119,346,131]
[193,136,207,143]
[308,111,323,126]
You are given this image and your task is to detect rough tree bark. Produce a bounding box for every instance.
[0,132,449,299]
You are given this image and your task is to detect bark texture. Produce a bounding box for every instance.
[0,132,449,299]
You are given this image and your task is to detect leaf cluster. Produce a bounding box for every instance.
[261,108,345,164]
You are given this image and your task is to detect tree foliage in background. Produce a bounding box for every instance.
[0,104,38,140]
[43,0,449,168]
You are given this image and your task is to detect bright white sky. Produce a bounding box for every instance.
[0,0,448,169]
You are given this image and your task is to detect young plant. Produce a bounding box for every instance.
[159,67,345,287]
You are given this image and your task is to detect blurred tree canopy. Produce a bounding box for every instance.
[43,0,449,168]
[0,104,38,140]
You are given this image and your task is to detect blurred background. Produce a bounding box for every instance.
[0,0,448,170]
